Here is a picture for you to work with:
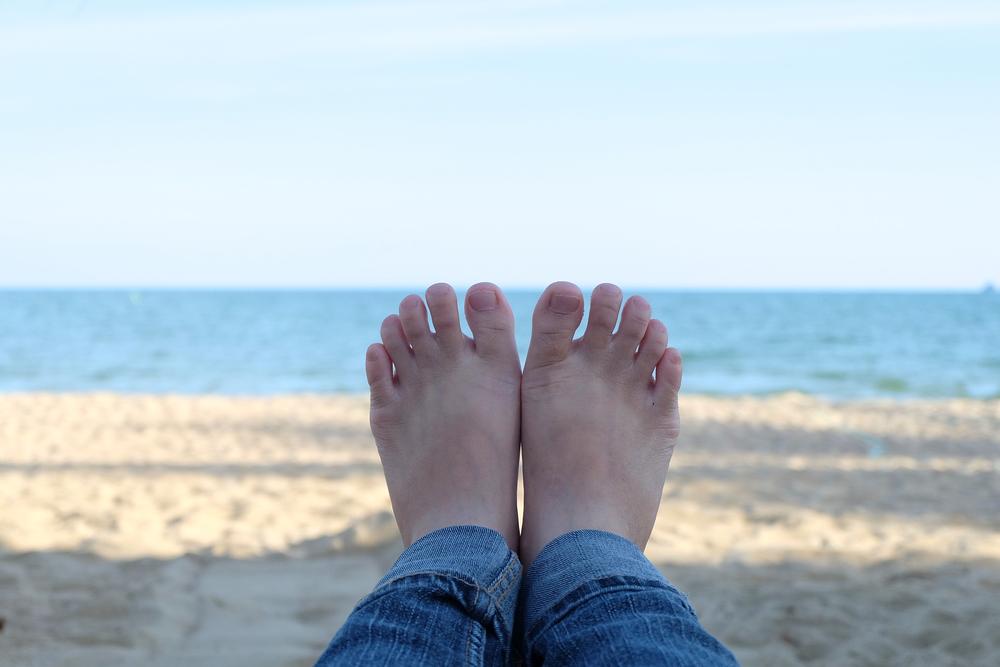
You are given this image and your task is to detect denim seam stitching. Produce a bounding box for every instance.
[485,564,520,644]
[352,570,483,615]
[480,560,521,647]
[465,596,472,666]
[465,588,480,667]
[494,577,516,606]
[485,555,517,594]
[361,569,517,640]
[487,556,520,605]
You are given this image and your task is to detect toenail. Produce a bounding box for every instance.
[469,290,498,311]
[427,283,452,298]
[549,293,581,314]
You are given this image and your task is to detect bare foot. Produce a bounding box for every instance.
[519,282,683,565]
[366,283,522,551]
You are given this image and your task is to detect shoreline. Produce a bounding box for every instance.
[2,388,999,401]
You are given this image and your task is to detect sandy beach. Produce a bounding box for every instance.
[1,392,998,666]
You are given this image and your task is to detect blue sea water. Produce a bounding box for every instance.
[0,290,997,398]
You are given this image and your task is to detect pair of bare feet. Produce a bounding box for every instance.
[365,281,683,566]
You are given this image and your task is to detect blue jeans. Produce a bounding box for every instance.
[316,526,738,666]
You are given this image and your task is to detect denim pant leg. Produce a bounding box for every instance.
[315,525,521,666]
[519,530,739,666]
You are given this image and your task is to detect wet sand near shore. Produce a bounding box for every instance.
[1,393,998,666]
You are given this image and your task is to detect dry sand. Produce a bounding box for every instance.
[1,393,998,666]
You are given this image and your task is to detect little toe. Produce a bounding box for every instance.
[654,347,684,416]
[380,314,414,376]
[524,281,584,370]
[612,295,652,360]
[425,283,464,348]
[464,283,518,360]
[365,343,397,408]
[635,319,669,378]
[398,294,434,355]
[582,283,623,349]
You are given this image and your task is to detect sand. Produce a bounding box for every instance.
[1,393,998,666]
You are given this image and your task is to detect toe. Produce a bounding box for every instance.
[365,343,397,408]
[524,281,584,369]
[611,295,651,358]
[380,314,414,376]
[654,347,683,416]
[425,283,464,348]
[635,319,668,377]
[398,294,434,354]
[582,283,623,349]
[464,282,518,359]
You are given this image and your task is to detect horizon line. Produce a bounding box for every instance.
[0,285,993,293]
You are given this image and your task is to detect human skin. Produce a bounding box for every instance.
[518,282,682,565]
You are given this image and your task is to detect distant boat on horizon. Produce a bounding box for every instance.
[982,282,996,294]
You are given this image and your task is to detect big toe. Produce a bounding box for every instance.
[464,283,517,360]
[524,281,584,369]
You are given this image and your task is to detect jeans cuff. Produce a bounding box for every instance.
[377,525,522,625]
[521,529,691,633]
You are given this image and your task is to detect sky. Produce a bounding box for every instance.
[1,0,998,289]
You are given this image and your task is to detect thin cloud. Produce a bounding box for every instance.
[2,1,999,60]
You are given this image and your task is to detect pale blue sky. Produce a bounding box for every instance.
[1,1,998,288]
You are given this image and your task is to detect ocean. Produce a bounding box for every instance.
[1,290,997,398]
